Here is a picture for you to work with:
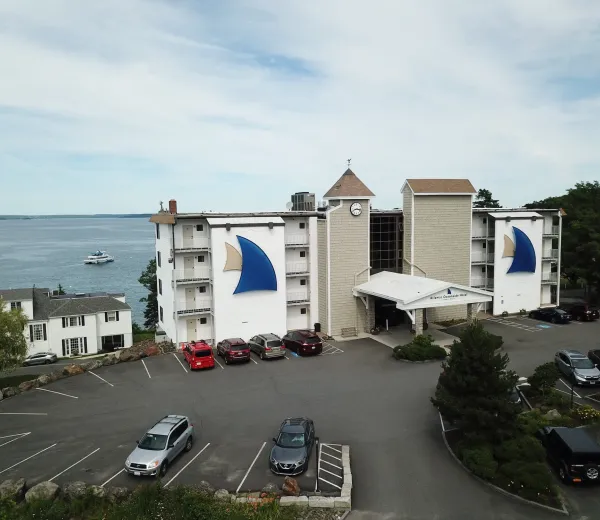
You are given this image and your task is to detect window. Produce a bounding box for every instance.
[196,224,203,232]
[10,301,21,310]
[105,311,117,322]
[157,251,162,267]
[482,242,486,249]
[481,267,485,273]
[159,279,163,295]
[62,316,85,328]
[200,317,207,324]
[301,308,307,315]
[33,324,44,341]
[160,306,164,322]
[299,222,306,229]
[197,255,205,263]
[300,251,306,258]
[156,223,160,239]
[199,286,206,293]
[300,279,307,286]
[482,218,487,224]
[62,337,87,356]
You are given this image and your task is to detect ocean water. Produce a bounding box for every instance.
[0,218,155,325]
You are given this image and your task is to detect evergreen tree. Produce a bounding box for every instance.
[473,189,501,208]
[0,298,29,372]
[138,259,158,330]
[432,321,519,442]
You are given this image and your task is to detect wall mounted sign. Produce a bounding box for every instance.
[429,288,468,301]
[502,227,536,273]
[224,236,277,294]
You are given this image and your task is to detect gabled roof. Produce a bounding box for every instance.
[403,179,476,195]
[33,292,130,320]
[323,169,375,199]
[0,288,39,301]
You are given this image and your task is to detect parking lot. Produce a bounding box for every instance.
[1,319,599,519]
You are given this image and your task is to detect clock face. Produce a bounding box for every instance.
[350,202,362,216]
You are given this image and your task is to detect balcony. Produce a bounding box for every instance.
[174,237,210,252]
[471,278,494,290]
[543,226,559,237]
[541,273,559,284]
[173,267,211,283]
[286,261,309,276]
[285,234,309,247]
[177,298,212,315]
[542,249,559,261]
[471,252,495,264]
[287,291,309,304]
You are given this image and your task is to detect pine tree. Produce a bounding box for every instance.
[432,320,519,442]
[138,259,158,330]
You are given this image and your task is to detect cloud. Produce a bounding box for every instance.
[1,0,600,213]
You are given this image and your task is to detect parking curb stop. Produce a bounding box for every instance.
[309,496,335,508]
[280,496,308,506]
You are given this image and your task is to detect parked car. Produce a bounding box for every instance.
[564,304,600,322]
[216,338,251,364]
[269,417,316,476]
[125,415,194,478]
[23,352,58,366]
[183,340,215,370]
[248,333,286,360]
[589,350,600,367]
[529,308,571,324]
[536,426,600,484]
[282,330,323,356]
[555,349,600,386]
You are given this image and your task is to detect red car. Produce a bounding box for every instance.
[216,338,251,364]
[282,330,323,356]
[183,340,215,370]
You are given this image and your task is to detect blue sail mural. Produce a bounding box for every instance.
[503,227,536,274]
[223,235,277,294]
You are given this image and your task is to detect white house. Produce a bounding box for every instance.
[0,288,133,357]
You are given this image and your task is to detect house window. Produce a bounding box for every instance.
[300,251,306,258]
[105,311,119,322]
[199,286,206,293]
[69,316,79,327]
[63,337,87,356]
[160,306,164,322]
[481,267,485,273]
[196,224,204,232]
[300,279,307,286]
[33,324,44,341]
[157,251,162,267]
[10,301,21,310]
[299,222,306,229]
[197,255,205,263]
[482,218,487,224]
[62,316,85,328]
[200,317,207,325]
[156,223,160,239]
[300,308,307,315]
[482,242,486,249]
[159,279,163,295]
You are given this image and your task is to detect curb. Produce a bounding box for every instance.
[394,358,446,364]
[438,417,569,516]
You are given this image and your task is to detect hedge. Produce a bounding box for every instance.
[393,335,447,361]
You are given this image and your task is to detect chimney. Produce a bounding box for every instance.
[168,199,177,214]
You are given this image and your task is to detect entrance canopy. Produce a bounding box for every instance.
[353,271,493,310]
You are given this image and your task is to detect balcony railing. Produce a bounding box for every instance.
[471,252,495,264]
[173,267,211,282]
[176,298,212,315]
[287,291,309,303]
[541,273,558,283]
[543,226,559,236]
[286,262,309,275]
[285,234,309,247]
[471,278,494,289]
[542,249,559,260]
[175,237,210,251]
[471,230,488,239]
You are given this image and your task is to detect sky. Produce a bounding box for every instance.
[1,0,600,214]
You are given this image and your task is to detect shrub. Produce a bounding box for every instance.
[517,410,576,436]
[570,404,600,424]
[494,435,545,464]
[528,362,561,396]
[495,461,558,504]
[460,443,498,480]
[393,335,447,361]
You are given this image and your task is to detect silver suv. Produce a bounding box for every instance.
[555,349,600,387]
[248,333,286,360]
[125,415,194,478]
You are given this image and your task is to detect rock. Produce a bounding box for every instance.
[0,478,27,502]
[63,481,88,500]
[107,486,130,503]
[262,482,279,495]
[62,364,85,376]
[113,350,122,361]
[25,481,60,502]
[0,389,3,401]
[18,379,39,392]
[130,351,142,362]
[36,374,52,386]
[1,387,18,398]
[88,485,106,498]
[48,370,64,381]
[196,481,215,495]
[544,409,562,420]
[282,476,300,496]
[144,345,160,357]
[118,350,134,363]
[214,489,230,501]
[81,360,103,371]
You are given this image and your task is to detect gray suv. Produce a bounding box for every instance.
[125,415,194,478]
[555,350,600,387]
[248,333,286,360]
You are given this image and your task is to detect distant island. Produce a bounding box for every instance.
[0,214,152,220]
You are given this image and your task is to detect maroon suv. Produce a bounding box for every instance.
[282,330,323,356]
[216,338,251,364]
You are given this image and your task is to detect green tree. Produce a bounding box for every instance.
[0,298,29,372]
[138,259,158,330]
[527,362,560,397]
[432,321,520,442]
[57,284,66,295]
[473,189,501,208]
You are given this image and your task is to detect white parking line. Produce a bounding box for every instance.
[172,353,188,373]
[0,413,47,416]
[141,359,151,378]
[164,442,211,488]
[249,357,258,365]
[49,448,100,481]
[318,476,342,490]
[36,388,78,399]
[214,358,224,370]
[89,371,114,387]
[321,451,342,462]
[101,468,125,488]
[284,355,289,360]
[0,432,30,449]
[0,443,57,475]
[321,444,342,454]
[320,467,343,479]
[236,441,266,493]
[585,394,600,404]
[321,458,342,470]
[559,379,581,398]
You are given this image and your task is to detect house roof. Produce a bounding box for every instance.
[404,179,476,194]
[323,169,375,199]
[489,211,542,220]
[0,288,40,301]
[33,291,130,320]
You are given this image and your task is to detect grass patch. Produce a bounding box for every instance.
[393,334,447,361]
[133,332,155,343]
[0,373,39,388]
[435,318,467,328]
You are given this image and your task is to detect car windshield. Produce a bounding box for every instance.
[138,433,167,451]
[556,309,567,315]
[267,340,281,348]
[303,336,320,344]
[277,431,306,448]
[230,343,248,351]
[573,358,595,369]
[195,350,211,358]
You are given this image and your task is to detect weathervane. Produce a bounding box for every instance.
[347,158,351,168]
[159,201,164,212]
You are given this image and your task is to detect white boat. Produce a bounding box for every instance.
[84,250,115,264]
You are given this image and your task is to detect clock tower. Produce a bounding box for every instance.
[317,168,375,337]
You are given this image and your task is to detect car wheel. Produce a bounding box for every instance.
[184,436,193,452]
[529,312,535,319]
[551,317,557,324]
[576,315,581,321]
[158,461,168,478]
[224,357,229,365]
[45,360,50,364]
[260,352,265,360]
[559,467,568,482]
